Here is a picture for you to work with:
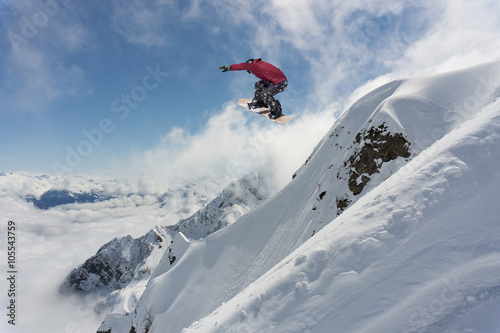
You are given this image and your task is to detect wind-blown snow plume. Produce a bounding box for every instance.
[123,104,336,192]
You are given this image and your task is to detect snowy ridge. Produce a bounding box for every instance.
[169,172,270,240]
[185,96,500,332]
[99,60,500,333]
[61,171,271,315]
[60,225,174,314]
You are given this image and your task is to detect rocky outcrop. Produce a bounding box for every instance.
[61,171,271,315]
[346,123,411,195]
[60,226,172,295]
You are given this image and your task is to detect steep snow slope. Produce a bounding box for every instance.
[185,89,500,333]
[99,60,500,333]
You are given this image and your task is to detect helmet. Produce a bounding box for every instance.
[246,59,254,74]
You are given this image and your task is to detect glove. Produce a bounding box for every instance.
[218,65,230,72]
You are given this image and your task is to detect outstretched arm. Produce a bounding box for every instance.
[229,63,254,72]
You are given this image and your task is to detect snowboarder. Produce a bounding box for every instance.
[218,58,288,119]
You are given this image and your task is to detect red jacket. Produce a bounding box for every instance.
[229,58,287,85]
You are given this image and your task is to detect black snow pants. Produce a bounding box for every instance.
[253,80,288,115]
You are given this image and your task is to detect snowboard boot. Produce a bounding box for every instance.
[268,102,283,119]
[248,100,268,110]
[268,111,282,119]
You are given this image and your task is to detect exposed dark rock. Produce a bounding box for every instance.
[60,227,169,295]
[346,123,411,195]
[336,197,351,215]
[168,248,176,265]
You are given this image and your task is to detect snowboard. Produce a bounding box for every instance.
[237,98,293,125]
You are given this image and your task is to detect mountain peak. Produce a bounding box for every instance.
[99,60,500,333]
[61,171,272,315]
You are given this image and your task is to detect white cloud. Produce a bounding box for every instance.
[393,0,500,75]
[0,1,90,113]
[119,102,336,193]
[343,0,500,108]
[188,0,500,111]
[110,0,178,47]
[0,195,104,332]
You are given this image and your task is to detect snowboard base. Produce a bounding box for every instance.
[238,98,293,125]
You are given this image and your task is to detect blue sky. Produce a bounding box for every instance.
[1,0,500,181]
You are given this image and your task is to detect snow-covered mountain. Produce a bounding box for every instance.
[0,172,143,210]
[169,172,270,240]
[60,171,272,315]
[60,225,172,314]
[97,60,500,333]
[0,172,132,198]
[0,171,235,212]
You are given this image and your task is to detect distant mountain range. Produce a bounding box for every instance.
[26,189,109,209]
